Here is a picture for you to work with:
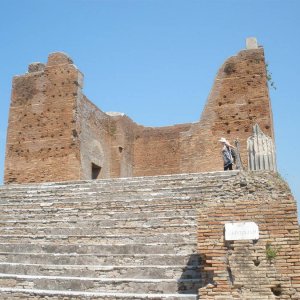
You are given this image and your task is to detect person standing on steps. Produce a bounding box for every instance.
[219,137,236,171]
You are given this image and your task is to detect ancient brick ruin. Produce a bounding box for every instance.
[4,38,274,183]
[198,173,300,299]
[1,38,299,299]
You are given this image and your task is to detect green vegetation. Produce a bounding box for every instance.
[266,242,280,261]
[266,62,276,90]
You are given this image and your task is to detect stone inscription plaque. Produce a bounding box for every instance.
[225,222,259,241]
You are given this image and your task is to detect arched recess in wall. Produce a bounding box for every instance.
[81,140,106,180]
[91,140,105,179]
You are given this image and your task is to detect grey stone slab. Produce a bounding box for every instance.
[0,273,202,294]
[0,171,242,298]
[0,253,200,266]
[0,287,198,299]
[0,263,201,279]
[0,242,197,255]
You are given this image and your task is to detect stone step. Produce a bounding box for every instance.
[0,189,226,205]
[0,174,238,205]
[0,181,224,198]
[0,215,197,227]
[0,232,196,245]
[0,242,197,255]
[0,262,201,279]
[0,215,196,226]
[0,195,206,210]
[0,192,204,206]
[0,192,216,207]
[0,253,200,266]
[0,171,238,193]
[0,288,199,299]
[0,201,199,214]
[0,208,196,221]
[0,189,217,204]
[0,273,203,294]
[0,171,237,299]
[0,223,196,236]
[0,174,232,190]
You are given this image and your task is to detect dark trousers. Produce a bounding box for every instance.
[224,163,233,171]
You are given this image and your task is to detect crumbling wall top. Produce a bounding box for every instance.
[28,62,45,73]
[47,52,74,66]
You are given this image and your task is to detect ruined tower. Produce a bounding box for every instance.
[4,38,275,183]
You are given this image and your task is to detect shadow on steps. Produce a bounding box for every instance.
[177,253,208,296]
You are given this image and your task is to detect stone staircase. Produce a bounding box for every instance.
[0,171,239,299]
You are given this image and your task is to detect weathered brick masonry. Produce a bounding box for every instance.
[2,39,300,299]
[4,42,273,183]
[5,54,83,183]
[198,172,300,299]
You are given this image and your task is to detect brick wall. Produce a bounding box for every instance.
[78,95,114,179]
[4,53,83,183]
[180,47,273,173]
[78,99,136,180]
[198,172,300,299]
[4,44,275,183]
[133,124,192,176]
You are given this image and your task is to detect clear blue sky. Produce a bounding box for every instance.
[0,0,299,219]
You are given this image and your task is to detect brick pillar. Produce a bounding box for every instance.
[4,52,83,183]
